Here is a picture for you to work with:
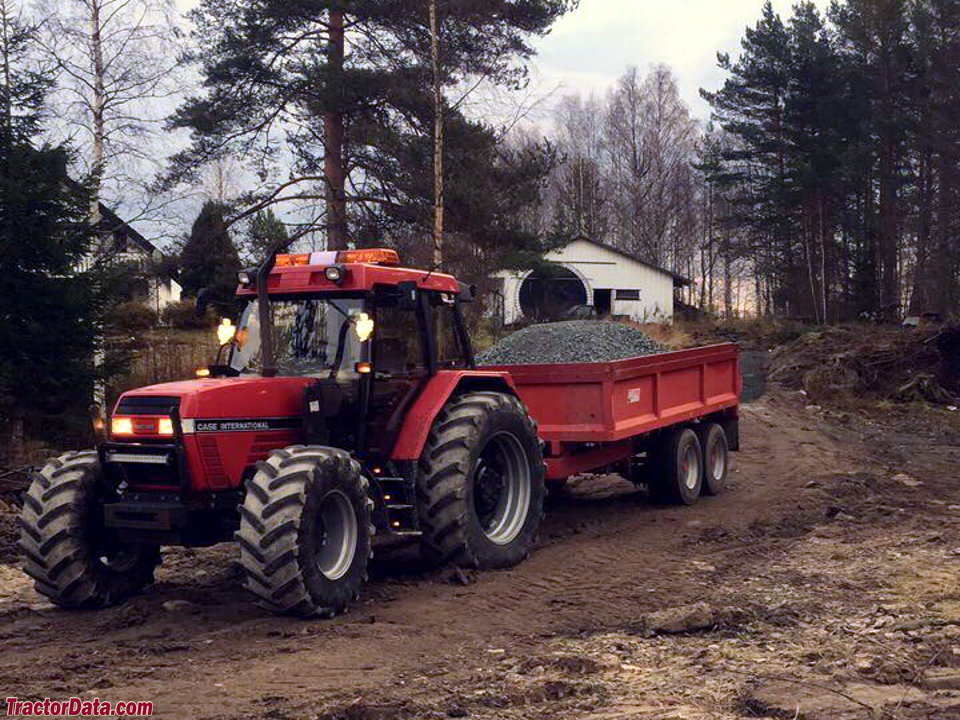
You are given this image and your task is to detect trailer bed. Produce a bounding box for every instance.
[487,343,741,479]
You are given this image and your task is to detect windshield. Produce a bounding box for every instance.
[229,298,367,377]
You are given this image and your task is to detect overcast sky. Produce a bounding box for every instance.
[174,0,829,121]
[528,0,831,118]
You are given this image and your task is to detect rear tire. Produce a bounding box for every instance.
[417,392,545,569]
[698,423,729,495]
[649,428,703,506]
[236,446,373,617]
[19,452,160,609]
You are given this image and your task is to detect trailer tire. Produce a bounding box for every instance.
[417,392,545,569]
[698,423,729,495]
[649,428,703,506]
[19,452,160,609]
[236,446,373,618]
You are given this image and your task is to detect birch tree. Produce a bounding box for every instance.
[39,0,180,222]
[606,64,699,268]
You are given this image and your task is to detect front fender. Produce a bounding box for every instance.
[389,370,518,461]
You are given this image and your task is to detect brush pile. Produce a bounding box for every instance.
[769,324,960,405]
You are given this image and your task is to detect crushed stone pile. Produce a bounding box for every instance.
[477,321,667,366]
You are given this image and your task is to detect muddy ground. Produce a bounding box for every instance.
[1,387,959,719]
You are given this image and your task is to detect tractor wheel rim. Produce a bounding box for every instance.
[682,444,700,491]
[99,545,141,573]
[314,489,358,581]
[473,431,531,546]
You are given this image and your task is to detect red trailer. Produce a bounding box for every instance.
[493,343,740,482]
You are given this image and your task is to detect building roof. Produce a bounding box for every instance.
[96,202,158,256]
[558,236,694,287]
[62,173,160,258]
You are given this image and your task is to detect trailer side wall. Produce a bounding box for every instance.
[487,343,741,479]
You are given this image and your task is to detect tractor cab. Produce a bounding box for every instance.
[205,248,476,458]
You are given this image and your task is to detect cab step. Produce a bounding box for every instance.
[373,476,421,536]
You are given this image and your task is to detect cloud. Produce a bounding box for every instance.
[171,0,830,125]
[530,0,831,119]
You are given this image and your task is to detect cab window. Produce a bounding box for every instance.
[432,294,468,369]
[374,297,425,377]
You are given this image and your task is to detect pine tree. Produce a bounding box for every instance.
[179,201,241,305]
[167,0,574,259]
[699,0,960,322]
[701,1,793,315]
[0,0,98,447]
[832,0,914,321]
[783,2,848,322]
[907,0,960,317]
[245,209,289,265]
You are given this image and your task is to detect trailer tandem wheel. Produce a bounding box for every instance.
[697,423,729,495]
[649,428,703,506]
[236,446,373,617]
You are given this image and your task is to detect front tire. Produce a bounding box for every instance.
[417,392,545,569]
[236,446,373,617]
[19,452,160,609]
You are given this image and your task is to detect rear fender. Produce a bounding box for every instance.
[389,370,518,461]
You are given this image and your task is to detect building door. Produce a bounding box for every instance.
[594,289,612,316]
[519,263,588,321]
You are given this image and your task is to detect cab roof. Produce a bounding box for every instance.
[236,250,460,297]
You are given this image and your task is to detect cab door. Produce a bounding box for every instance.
[365,290,429,456]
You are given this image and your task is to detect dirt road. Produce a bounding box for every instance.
[1,390,959,719]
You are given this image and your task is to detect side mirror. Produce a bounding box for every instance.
[195,288,211,317]
[457,282,476,303]
[397,281,419,310]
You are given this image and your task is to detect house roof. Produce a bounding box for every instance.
[96,202,158,256]
[62,174,160,257]
[558,236,694,287]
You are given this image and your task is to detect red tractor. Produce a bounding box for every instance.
[20,248,740,617]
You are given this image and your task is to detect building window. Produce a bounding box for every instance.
[616,289,641,301]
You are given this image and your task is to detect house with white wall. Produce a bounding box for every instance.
[82,203,182,312]
[491,237,691,325]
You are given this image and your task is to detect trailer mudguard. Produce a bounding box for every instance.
[389,370,518,461]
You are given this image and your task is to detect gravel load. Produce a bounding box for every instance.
[477,320,667,366]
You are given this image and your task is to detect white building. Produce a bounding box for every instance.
[85,203,182,312]
[492,237,691,325]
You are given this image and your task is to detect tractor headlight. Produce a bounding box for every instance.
[353,312,374,342]
[324,265,345,283]
[238,270,252,285]
[158,417,175,436]
[111,417,134,436]
[217,318,237,346]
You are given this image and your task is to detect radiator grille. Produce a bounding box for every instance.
[116,396,180,416]
[198,435,228,485]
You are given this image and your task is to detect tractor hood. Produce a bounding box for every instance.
[115,377,315,420]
